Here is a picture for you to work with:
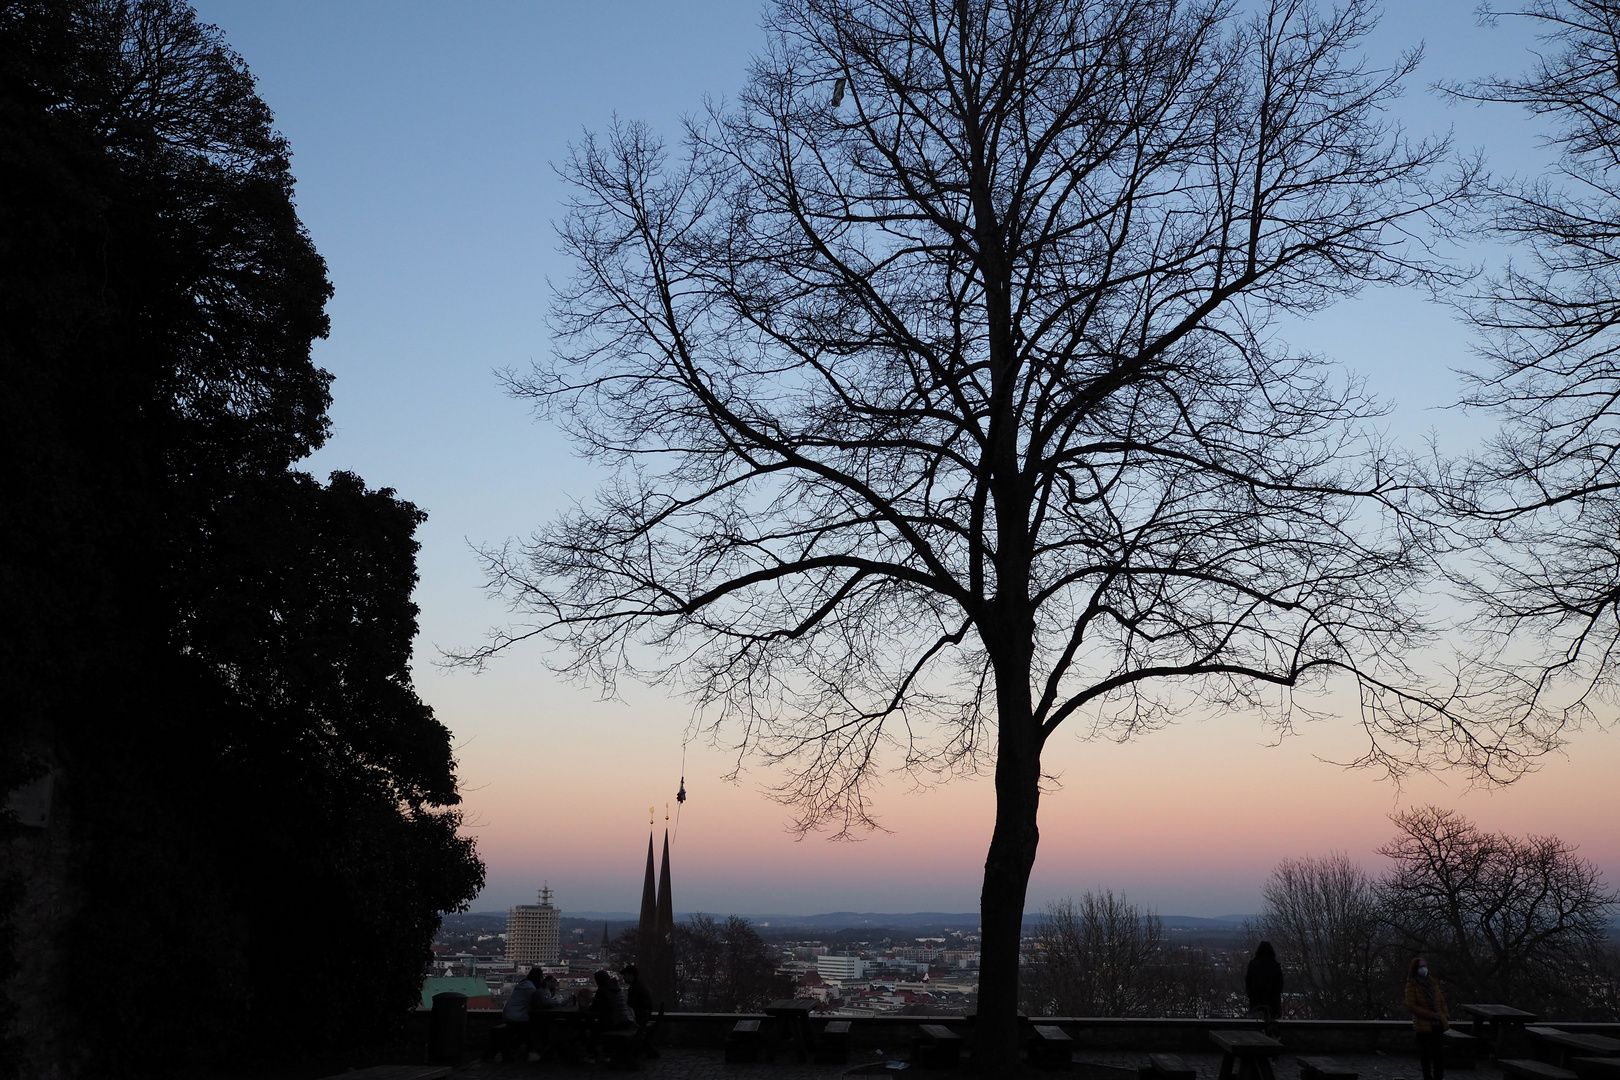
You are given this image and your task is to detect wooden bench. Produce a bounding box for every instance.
[726,1019,763,1063]
[1500,1060,1578,1080]
[914,1023,964,1069]
[1528,1028,1620,1069]
[1446,1027,1480,1069]
[1298,1057,1358,1080]
[483,1021,512,1061]
[600,1023,641,1069]
[1571,1059,1620,1080]
[1028,1024,1073,1071]
[1141,1053,1198,1080]
[816,1019,852,1064]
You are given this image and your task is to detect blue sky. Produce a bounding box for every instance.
[188,1,1619,917]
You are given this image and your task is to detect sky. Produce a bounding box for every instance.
[190,1,1619,919]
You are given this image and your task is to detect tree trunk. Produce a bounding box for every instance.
[974,680,1042,1075]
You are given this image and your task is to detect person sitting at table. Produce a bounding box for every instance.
[621,964,653,1027]
[1406,955,1450,1080]
[535,973,562,1010]
[592,969,636,1026]
[498,966,548,1062]
[621,964,658,1057]
[585,969,638,1063]
[1246,941,1284,1036]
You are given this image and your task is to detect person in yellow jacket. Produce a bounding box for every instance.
[1406,955,1450,1080]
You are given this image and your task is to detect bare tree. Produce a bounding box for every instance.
[1261,853,1391,1018]
[673,915,723,1009]
[462,0,1503,1063]
[672,913,782,1011]
[1442,2,1620,723]
[1022,891,1167,1017]
[1584,938,1620,1021]
[1378,806,1616,1012]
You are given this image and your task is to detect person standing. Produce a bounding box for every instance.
[1406,956,1450,1080]
[1246,941,1285,1036]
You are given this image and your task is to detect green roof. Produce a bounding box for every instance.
[420,976,492,1008]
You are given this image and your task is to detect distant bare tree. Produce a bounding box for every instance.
[1378,806,1616,1012]
[606,925,641,969]
[1441,2,1620,722]
[673,914,781,1011]
[462,0,1504,1064]
[1022,891,1167,1017]
[1261,853,1391,1018]
[1585,938,1620,1021]
[1150,941,1231,1019]
[673,915,722,1008]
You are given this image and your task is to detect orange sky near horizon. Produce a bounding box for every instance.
[436,665,1619,918]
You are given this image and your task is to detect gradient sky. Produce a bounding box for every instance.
[190,1,1618,918]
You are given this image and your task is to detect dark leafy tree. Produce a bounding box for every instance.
[1377,806,1616,1014]
[1442,1,1620,723]
[0,2,482,1075]
[465,0,1509,1064]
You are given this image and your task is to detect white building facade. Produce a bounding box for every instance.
[816,955,868,981]
[506,885,561,966]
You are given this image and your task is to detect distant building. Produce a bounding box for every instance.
[817,955,868,981]
[507,885,561,965]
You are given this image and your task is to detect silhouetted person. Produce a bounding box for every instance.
[586,968,636,1061]
[498,966,548,1061]
[621,964,653,1027]
[621,963,659,1058]
[1406,955,1450,1080]
[535,973,562,1010]
[1246,941,1284,1035]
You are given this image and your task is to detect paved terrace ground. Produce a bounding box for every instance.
[328,1015,1619,1080]
[438,1048,1443,1080]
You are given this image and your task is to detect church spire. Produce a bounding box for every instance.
[653,827,676,1007]
[637,829,658,964]
[656,828,674,935]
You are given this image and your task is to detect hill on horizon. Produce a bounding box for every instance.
[442,909,1259,933]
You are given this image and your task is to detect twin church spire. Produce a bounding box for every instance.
[636,821,676,1007]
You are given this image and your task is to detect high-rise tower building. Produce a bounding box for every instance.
[506,884,560,966]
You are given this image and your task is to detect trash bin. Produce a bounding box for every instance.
[429,991,468,1062]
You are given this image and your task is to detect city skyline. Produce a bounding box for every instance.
[190,0,1619,919]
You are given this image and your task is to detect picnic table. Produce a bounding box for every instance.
[1459,1004,1539,1057]
[316,1068,450,1080]
[529,1004,603,1061]
[764,998,818,1062]
[1526,1027,1620,1069]
[1211,1029,1286,1080]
